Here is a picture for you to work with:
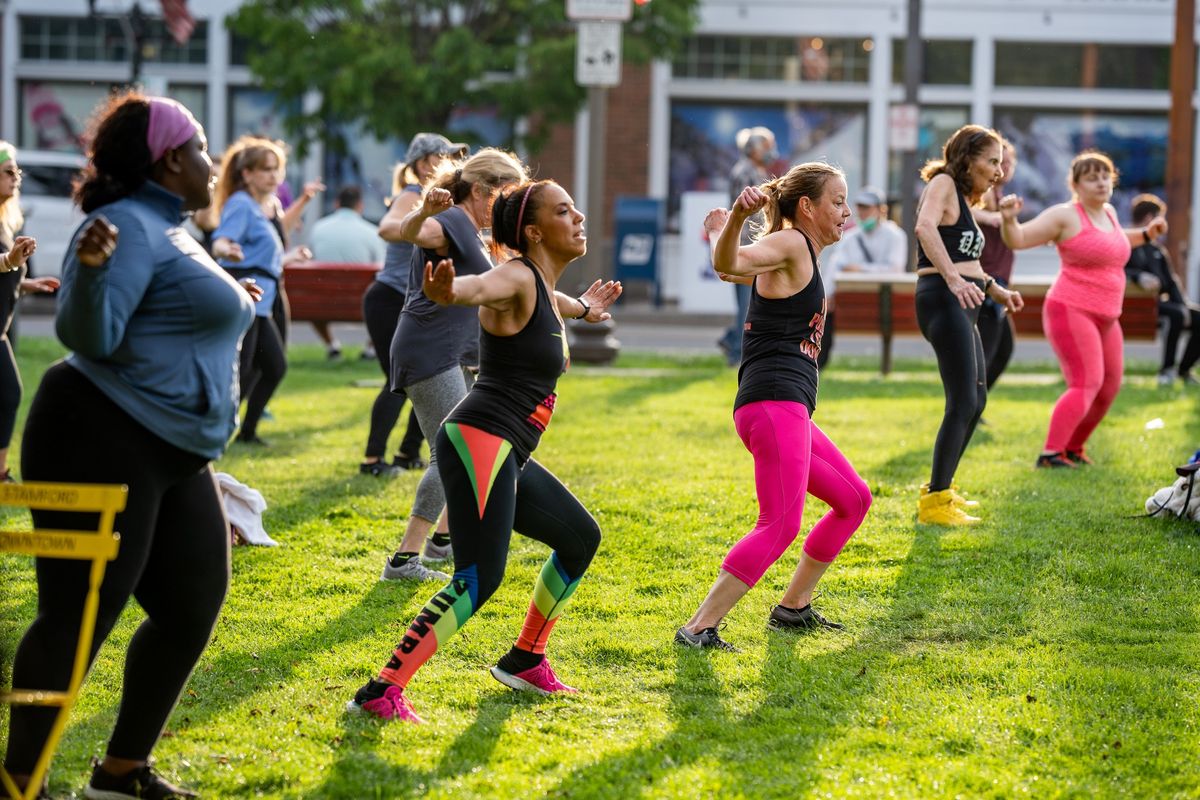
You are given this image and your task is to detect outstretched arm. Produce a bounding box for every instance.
[423,258,526,312]
[554,279,623,322]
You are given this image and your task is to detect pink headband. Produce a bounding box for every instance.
[146,97,200,162]
[516,186,533,247]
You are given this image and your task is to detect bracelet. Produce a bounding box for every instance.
[576,297,591,320]
[983,277,995,293]
[1143,228,1153,245]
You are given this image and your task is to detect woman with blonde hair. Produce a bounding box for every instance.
[212,136,290,445]
[675,162,873,651]
[360,133,467,478]
[1000,151,1165,467]
[913,124,1023,525]
[0,141,59,482]
[377,147,527,582]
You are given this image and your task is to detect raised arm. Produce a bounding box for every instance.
[1124,214,1167,249]
[377,187,422,243]
[706,186,793,278]
[999,195,1068,250]
[399,187,453,250]
[281,180,325,236]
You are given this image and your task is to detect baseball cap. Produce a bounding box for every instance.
[405,132,469,165]
[854,186,886,206]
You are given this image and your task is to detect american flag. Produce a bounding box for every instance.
[160,0,195,46]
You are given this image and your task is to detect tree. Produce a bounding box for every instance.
[227,0,700,154]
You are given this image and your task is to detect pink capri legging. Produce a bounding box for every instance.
[1042,298,1124,454]
[722,400,872,587]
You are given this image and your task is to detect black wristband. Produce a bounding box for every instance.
[983,277,996,293]
[1143,228,1153,245]
[576,297,590,320]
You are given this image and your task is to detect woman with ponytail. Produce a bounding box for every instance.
[913,124,1023,526]
[211,136,289,445]
[4,91,256,799]
[675,162,873,651]
[376,148,526,582]
[348,179,620,722]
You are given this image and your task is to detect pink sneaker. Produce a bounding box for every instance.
[346,684,424,723]
[489,659,578,696]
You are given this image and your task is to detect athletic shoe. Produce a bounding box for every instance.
[768,603,844,631]
[423,538,453,562]
[1036,452,1075,469]
[1064,449,1094,466]
[234,432,269,446]
[84,760,197,799]
[1182,372,1200,386]
[346,682,424,723]
[327,347,343,361]
[1158,369,1176,387]
[490,658,578,695]
[381,556,450,582]
[917,489,982,525]
[392,453,428,471]
[674,624,739,652]
[359,460,401,478]
[920,481,979,509]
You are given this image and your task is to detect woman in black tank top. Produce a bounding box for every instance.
[349,180,622,722]
[914,124,1023,526]
[675,162,873,652]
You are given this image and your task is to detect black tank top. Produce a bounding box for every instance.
[733,229,825,414]
[446,257,569,461]
[916,186,985,268]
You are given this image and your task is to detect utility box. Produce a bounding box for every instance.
[613,196,662,303]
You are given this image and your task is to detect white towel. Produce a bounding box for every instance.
[215,472,278,546]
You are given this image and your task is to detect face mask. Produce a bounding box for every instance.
[762,147,780,163]
[860,217,878,233]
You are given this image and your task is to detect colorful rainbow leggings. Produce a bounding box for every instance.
[721,400,872,587]
[380,422,601,687]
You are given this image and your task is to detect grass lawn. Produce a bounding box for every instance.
[3,336,1200,799]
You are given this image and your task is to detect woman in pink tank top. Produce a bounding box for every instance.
[999,151,1167,468]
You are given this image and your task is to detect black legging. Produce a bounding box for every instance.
[436,426,600,610]
[1158,302,1200,375]
[977,299,1014,391]
[239,315,287,439]
[362,281,423,460]
[4,362,229,772]
[916,275,987,492]
[0,337,20,448]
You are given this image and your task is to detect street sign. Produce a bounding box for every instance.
[889,103,919,152]
[576,20,622,87]
[566,0,632,21]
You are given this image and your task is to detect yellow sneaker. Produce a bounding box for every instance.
[920,482,980,509]
[917,489,982,525]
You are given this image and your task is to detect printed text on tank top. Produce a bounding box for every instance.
[915,184,987,278]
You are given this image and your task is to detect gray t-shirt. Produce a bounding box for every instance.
[729,157,769,245]
[390,204,493,389]
[376,185,422,295]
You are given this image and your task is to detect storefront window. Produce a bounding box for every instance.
[19,15,208,65]
[891,40,973,86]
[995,43,1169,90]
[673,36,872,83]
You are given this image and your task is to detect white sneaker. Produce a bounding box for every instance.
[1158,370,1175,387]
[380,556,449,582]
[423,538,453,562]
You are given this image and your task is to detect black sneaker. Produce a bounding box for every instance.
[674,624,739,652]
[85,760,197,799]
[235,432,269,447]
[1035,452,1075,468]
[359,460,401,478]
[768,603,844,631]
[392,453,428,471]
[1064,449,1094,466]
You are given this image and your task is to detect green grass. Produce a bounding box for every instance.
[3,337,1200,799]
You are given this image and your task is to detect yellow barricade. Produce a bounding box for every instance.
[0,481,127,800]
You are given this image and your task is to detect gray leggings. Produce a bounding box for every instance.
[404,365,475,522]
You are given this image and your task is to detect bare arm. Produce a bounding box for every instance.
[423,257,525,312]
[378,190,422,242]
[914,175,984,309]
[399,187,452,250]
[999,196,1067,250]
[972,207,1003,228]
[554,280,623,323]
[280,180,324,235]
[1124,215,1168,249]
[706,187,794,278]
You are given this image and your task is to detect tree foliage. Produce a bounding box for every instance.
[227,0,700,154]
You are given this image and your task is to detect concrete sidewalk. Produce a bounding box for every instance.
[12,300,1163,364]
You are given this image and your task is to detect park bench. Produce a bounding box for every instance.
[834,273,1160,375]
[283,261,380,322]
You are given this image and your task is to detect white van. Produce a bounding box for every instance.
[16,150,85,278]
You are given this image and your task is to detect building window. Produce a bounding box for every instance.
[891,40,973,86]
[994,43,1169,90]
[18,15,208,65]
[887,106,970,202]
[667,101,867,226]
[993,108,1168,218]
[673,36,872,83]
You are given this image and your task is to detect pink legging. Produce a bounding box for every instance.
[1042,297,1124,453]
[722,400,872,587]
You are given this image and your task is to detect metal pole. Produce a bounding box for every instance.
[899,0,923,271]
[585,84,609,280]
[1167,0,1196,292]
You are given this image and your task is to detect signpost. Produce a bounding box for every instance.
[567,0,630,364]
